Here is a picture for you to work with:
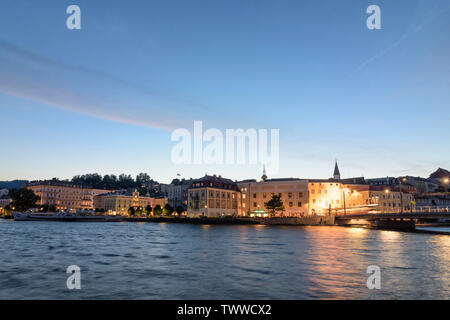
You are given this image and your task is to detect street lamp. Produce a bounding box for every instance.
[444,178,449,192]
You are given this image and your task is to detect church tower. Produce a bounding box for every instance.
[333,161,341,180]
[261,165,268,182]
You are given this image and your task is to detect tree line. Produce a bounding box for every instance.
[126,204,184,217]
[71,172,156,190]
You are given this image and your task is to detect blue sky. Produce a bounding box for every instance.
[0,0,449,183]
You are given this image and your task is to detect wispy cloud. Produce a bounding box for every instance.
[350,0,450,76]
[0,39,204,130]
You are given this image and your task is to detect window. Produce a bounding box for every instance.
[253,202,257,207]
[298,192,303,198]
[253,193,257,198]
[289,202,293,207]
[288,192,292,198]
[298,202,302,207]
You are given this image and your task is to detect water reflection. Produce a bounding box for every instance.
[0,220,448,299]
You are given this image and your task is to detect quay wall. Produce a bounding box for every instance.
[125,216,336,226]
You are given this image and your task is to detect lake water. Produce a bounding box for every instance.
[0,219,448,299]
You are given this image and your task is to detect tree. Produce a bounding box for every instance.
[153,204,162,216]
[145,205,152,216]
[175,206,184,215]
[119,174,136,189]
[264,194,285,217]
[102,174,118,189]
[72,173,102,187]
[136,206,143,216]
[163,204,174,216]
[136,173,151,186]
[9,188,40,211]
[127,206,136,216]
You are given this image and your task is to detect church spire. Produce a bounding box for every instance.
[261,165,268,181]
[333,160,341,180]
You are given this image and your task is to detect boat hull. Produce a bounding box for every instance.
[12,212,124,222]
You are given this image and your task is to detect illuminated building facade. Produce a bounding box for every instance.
[238,178,309,217]
[187,175,242,217]
[26,180,111,210]
[94,189,167,214]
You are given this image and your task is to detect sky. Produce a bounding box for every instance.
[0,0,449,183]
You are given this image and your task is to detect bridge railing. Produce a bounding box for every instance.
[335,206,450,216]
[412,206,449,213]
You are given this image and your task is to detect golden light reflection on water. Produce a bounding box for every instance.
[379,230,401,241]
[254,224,267,231]
[347,227,369,235]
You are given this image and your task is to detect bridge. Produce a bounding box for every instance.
[335,209,450,230]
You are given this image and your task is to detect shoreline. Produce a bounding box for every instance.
[3,215,450,235]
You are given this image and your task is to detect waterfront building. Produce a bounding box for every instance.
[236,163,415,216]
[340,184,415,213]
[26,180,112,210]
[187,175,242,217]
[94,189,167,215]
[238,178,309,217]
[367,176,437,194]
[414,193,450,208]
[308,179,344,215]
[164,178,197,211]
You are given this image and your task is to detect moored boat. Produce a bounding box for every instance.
[12,210,124,222]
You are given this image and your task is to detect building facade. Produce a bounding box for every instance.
[308,180,344,215]
[237,175,415,216]
[238,178,309,217]
[94,189,167,215]
[163,178,196,211]
[414,193,450,208]
[187,175,242,217]
[26,180,112,210]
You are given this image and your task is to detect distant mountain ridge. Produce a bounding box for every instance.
[0,180,29,190]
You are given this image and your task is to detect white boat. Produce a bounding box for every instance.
[12,210,124,222]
